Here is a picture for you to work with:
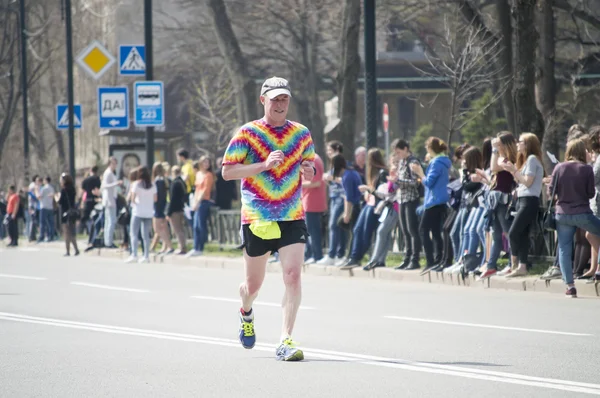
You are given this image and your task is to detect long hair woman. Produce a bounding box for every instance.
[479,131,517,279]
[150,162,173,254]
[58,174,79,256]
[340,148,389,269]
[502,133,544,277]
[411,137,452,273]
[126,166,157,263]
[187,156,214,257]
[551,138,600,297]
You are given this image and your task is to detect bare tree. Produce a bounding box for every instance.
[186,64,239,155]
[417,14,510,146]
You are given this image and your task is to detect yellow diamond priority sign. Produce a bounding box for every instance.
[76,40,115,80]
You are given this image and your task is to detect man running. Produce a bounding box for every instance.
[222,76,315,361]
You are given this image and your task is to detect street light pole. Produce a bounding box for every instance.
[363,0,377,149]
[64,0,76,178]
[144,0,154,167]
[19,0,30,183]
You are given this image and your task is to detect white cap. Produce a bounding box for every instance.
[260,76,292,99]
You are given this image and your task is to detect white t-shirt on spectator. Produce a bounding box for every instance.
[131,181,157,219]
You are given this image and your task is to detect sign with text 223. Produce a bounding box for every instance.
[134,81,164,127]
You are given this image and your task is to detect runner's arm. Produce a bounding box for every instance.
[222,163,267,181]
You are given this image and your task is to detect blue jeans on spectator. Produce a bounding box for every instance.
[328,197,347,259]
[556,213,600,285]
[464,207,484,256]
[349,204,379,261]
[370,207,398,264]
[193,200,211,252]
[450,207,469,262]
[38,208,54,242]
[104,206,117,247]
[130,216,152,259]
[305,212,324,262]
[487,203,512,270]
[475,207,488,266]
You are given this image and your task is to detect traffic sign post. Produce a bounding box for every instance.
[98,87,129,130]
[134,81,164,127]
[383,103,389,158]
[56,104,82,130]
[119,45,146,75]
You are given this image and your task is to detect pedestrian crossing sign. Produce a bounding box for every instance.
[119,45,146,76]
[56,104,82,130]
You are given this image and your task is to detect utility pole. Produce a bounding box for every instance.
[64,0,76,178]
[19,0,29,183]
[363,0,377,149]
[144,0,154,167]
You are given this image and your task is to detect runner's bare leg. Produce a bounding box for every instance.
[240,250,269,312]
[278,243,304,338]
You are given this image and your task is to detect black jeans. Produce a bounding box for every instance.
[420,204,446,266]
[508,196,539,265]
[399,200,421,266]
[8,217,18,245]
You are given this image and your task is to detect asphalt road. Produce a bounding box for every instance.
[1,246,600,397]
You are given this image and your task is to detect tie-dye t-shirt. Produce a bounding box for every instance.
[222,119,315,224]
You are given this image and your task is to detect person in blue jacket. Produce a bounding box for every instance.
[410,137,452,273]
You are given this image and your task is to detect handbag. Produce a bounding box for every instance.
[64,190,81,223]
[543,172,558,231]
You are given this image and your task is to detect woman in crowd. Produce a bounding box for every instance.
[551,138,600,298]
[57,174,79,256]
[187,156,214,257]
[341,148,388,269]
[502,133,544,277]
[479,132,517,279]
[392,139,423,270]
[150,162,174,254]
[581,125,600,280]
[363,153,400,271]
[125,166,157,263]
[446,147,483,274]
[318,141,347,265]
[412,137,452,274]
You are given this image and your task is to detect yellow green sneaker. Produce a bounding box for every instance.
[275,338,304,361]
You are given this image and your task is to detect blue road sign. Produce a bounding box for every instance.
[56,104,82,130]
[134,81,164,127]
[119,45,145,75]
[98,86,129,130]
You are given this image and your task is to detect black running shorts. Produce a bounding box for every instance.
[241,220,308,257]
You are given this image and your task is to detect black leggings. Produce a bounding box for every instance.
[399,200,421,266]
[508,196,539,265]
[420,204,446,266]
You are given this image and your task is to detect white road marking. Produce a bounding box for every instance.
[384,316,592,337]
[1,311,600,395]
[0,273,47,281]
[190,295,315,310]
[70,282,149,293]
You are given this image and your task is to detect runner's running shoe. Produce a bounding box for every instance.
[275,338,304,361]
[239,310,255,349]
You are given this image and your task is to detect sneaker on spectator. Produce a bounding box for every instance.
[304,258,315,265]
[125,256,137,264]
[138,257,149,264]
[334,258,347,266]
[541,266,562,280]
[445,262,461,274]
[316,256,335,265]
[479,269,497,279]
[186,250,203,258]
[565,286,577,298]
[497,266,512,276]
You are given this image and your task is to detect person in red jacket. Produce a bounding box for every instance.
[6,185,20,246]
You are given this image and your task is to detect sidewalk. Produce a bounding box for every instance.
[11,240,600,299]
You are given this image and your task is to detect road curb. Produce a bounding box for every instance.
[13,241,600,299]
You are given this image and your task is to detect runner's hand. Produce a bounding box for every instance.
[264,150,284,170]
[301,161,315,180]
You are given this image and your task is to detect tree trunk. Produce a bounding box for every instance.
[495,0,516,133]
[334,0,361,159]
[512,0,544,138]
[30,82,47,162]
[536,0,558,172]
[206,0,257,123]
